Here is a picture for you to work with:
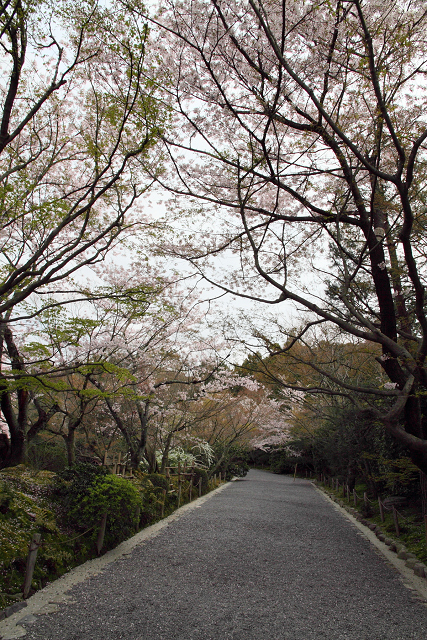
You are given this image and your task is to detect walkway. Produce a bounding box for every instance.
[2,470,427,640]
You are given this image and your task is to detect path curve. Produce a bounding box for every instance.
[2,470,427,640]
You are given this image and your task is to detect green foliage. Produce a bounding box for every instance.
[268,448,295,475]
[143,473,169,491]
[0,468,73,607]
[226,461,249,480]
[54,463,109,509]
[27,438,68,473]
[136,477,168,524]
[71,475,142,547]
[364,455,420,497]
[0,480,13,514]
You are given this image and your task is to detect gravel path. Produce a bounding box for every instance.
[7,470,427,639]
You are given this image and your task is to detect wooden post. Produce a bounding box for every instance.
[23,533,41,599]
[378,497,385,522]
[161,489,167,517]
[135,506,140,531]
[199,477,202,497]
[103,450,108,466]
[177,480,182,508]
[353,489,357,507]
[392,506,400,537]
[293,463,298,481]
[363,492,368,509]
[425,515,427,545]
[96,513,108,555]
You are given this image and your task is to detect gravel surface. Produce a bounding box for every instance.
[12,470,427,639]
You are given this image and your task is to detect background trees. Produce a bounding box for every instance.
[148,0,427,473]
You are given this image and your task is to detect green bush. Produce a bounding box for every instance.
[144,473,169,491]
[71,475,142,547]
[54,463,109,509]
[227,461,249,479]
[27,438,68,472]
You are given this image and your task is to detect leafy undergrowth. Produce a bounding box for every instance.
[318,481,427,564]
[0,465,221,612]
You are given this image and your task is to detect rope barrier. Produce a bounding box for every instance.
[319,476,419,526]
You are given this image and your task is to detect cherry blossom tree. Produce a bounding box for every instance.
[145,0,427,473]
[0,0,164,323]
[165,373,290,476]
[0,260,183,467]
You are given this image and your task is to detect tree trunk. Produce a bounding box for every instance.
[160,433,174,474]
[420,471,427,518]
[65,429,76,467]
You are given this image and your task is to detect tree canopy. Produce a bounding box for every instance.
[146,0,427,473]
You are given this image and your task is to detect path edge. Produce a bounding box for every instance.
[313,482,427,603]
[0,481,234,640]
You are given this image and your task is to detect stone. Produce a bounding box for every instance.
[0,602,27,621]
[405,558,419,569]
[414,563,427,578]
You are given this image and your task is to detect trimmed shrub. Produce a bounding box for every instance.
[227,461,249,479]
[53,463,109,510]
[71,475,142,547]
[144,473,169,491]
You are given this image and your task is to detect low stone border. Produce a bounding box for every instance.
[0,604,27,624]
[317,484,427,582]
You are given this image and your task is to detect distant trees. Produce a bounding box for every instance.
[0,256,289,470]
[147,0,427,473]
